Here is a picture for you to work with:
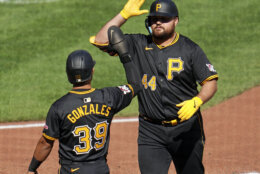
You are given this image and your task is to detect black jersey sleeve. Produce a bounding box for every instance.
[192,45,218,85]
[89,36,118,56]
[106,85,134,113]
[123,62,142,95]
[123,34,142,61]
[107,27,142,95]
[42,104,60,140]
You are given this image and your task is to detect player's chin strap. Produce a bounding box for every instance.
[107,26,131,64]
[145,18,152,35]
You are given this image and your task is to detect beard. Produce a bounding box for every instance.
[152,27,175,41]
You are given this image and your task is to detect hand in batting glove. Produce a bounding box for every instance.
[176,97,203,122]
[120,0,148,19]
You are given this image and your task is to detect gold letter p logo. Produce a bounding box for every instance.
[156,4,161,11]
[167,57,184,80]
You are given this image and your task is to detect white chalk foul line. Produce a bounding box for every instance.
[0,0,59,4]
[113,118,138,123]
[0,123,45,129]
[0,118,138,130]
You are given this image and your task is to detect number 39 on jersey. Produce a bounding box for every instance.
[72,121,109,155]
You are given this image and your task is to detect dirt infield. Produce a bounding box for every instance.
[0,86,259,174]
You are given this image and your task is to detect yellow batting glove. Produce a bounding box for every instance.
[176,97,203,122]
[120,0,149,20]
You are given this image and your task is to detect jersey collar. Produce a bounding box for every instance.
[153,32,179,49]
[69,88,96,94]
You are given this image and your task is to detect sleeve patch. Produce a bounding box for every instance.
[117,85,131,95]
[43,124,48,130]
[206,64,217,72]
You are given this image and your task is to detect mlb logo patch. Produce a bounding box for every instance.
[206,64,216,72]
[118,85,131,94]
[83,97,91,103]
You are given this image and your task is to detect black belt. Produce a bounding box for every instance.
[139,114,179,127]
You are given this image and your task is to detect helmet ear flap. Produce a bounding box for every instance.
[145,17,152,34]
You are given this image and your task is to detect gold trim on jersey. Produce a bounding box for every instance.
[69,88,96,94]
[89,36,118,56]
[200,74,219,85]
[43,133,56,141]
[154,32,179,49]
[127,84,134,97]
[89,36,109,46]
[58,165,61,174]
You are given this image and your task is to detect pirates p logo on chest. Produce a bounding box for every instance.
[167,57,184,80]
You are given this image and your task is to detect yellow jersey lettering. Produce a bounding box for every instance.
[68,104,112,123]
[95,104,101,115]
[83,105,89,115]
[67,114,76,123]
[72,110,80,119]
[101,105,106,115]
[148,76,156,91]
[77,107,85,117]
[142,74,148,89]
[105,107,111,117]
[89,104,95,114]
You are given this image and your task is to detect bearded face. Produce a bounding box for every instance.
[150,16,178,40]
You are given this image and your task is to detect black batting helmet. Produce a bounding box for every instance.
[145,0,179,33]
[66,50,96,84]
[149,0,178,18]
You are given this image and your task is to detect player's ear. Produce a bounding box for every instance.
[174,17,179,26]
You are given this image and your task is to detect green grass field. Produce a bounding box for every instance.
[0,0,259,122]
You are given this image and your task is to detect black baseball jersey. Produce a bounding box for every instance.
[42,85,133,162]
[124,33,218,120]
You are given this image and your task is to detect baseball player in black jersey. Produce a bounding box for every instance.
[90,0,218,173]
[27,27,141,174]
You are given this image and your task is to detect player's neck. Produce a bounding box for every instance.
[153,32,176,47]
[73,84,92,90]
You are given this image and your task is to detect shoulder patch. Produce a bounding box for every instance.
[117,85,131,95]
[206,64,217,72]
[43,124,48,130]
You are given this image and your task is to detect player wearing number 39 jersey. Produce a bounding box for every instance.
[90,0,218,173]
[27,27,141,174]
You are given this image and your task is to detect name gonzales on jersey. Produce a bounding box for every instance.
[67,104,111,123]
